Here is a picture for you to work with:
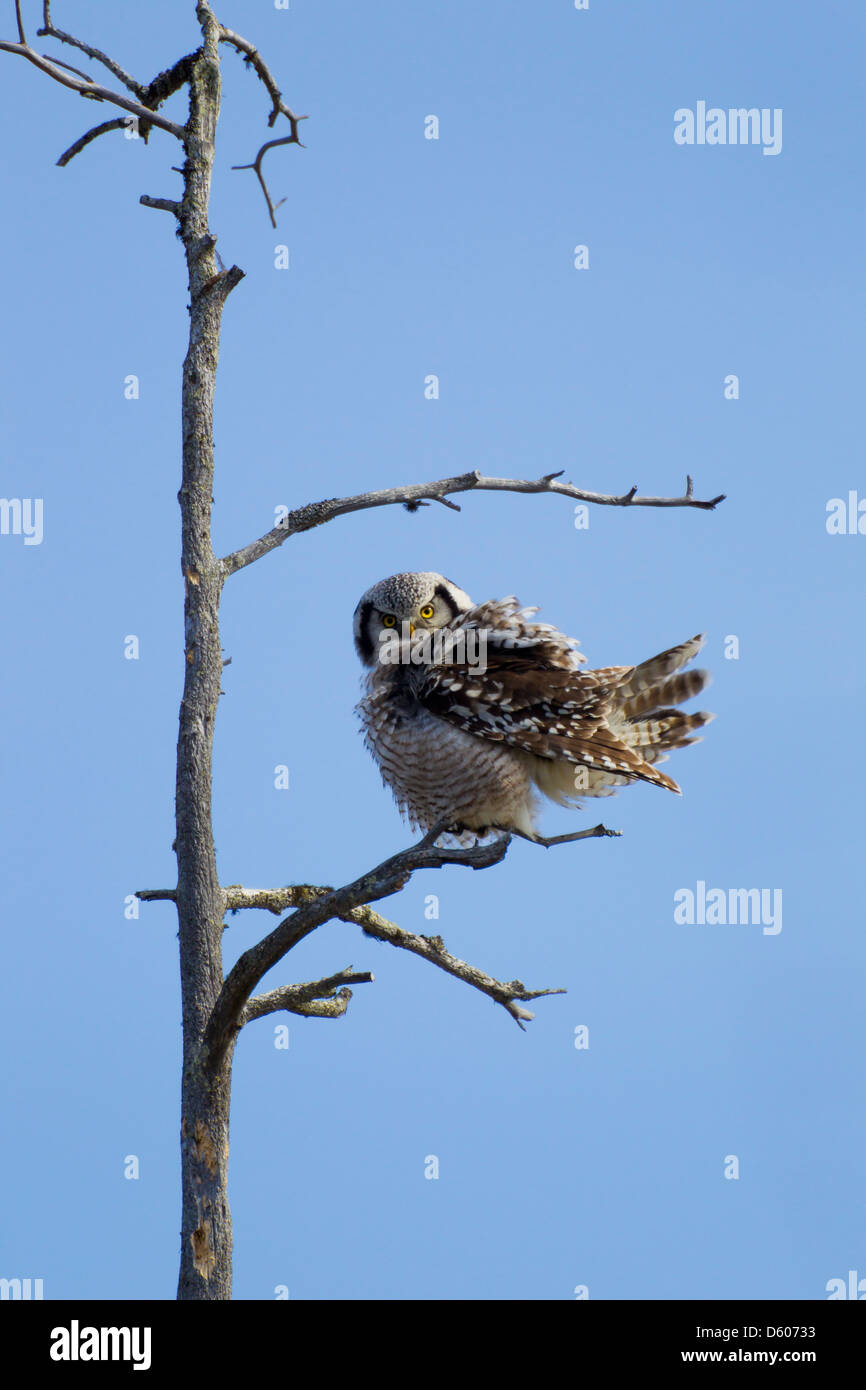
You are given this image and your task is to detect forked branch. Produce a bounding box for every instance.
[217,20,307,225]
[38,0,144,95]
[243,968,375,1021]
[345,903,565,1029]
[0,8,187,144]
[231,133,306,228]
[140,816,618,1058]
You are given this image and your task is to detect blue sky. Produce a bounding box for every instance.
[0,0,863,1300]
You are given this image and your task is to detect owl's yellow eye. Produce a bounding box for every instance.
[382,614,397,627]
[419,604,435,620]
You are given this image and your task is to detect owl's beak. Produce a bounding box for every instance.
[408,622,415,635]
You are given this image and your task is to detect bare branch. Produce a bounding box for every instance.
[191,809,620,1063]
[248,987,353,1019]
[222,874,602,1027]
[139,878,561,1027]
[51,52,199,166]
[139,53,197,112]
[218,24,303,128]
[136,888,179,904]
[343,903,564,1030]
[224,885,321,915]
[221,470,727,578]
[231,135,303,228]
[38,51,91,82]
[242,968,375,1022]
[140,193,182,217]
[194,264,246,305]
[38,1,144,95]
[0,35,186,143]
[512,823,622,848]
[202,826,511,1070]
[56,116,127,167]
[216,21,306,224]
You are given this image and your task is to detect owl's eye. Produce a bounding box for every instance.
[419,604,435,620]
[382,614,397,627]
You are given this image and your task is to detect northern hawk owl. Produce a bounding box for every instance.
[354,571,712,839]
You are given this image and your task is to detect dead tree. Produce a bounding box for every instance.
[1,1,725,1300]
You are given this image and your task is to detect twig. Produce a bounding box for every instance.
[137,888,181,905]
[218,24,303,128]
[242,968,375,1022]
[140,193,182,217]
[345,903,565,1030]
[221,470,726,578]
[38,0,144,95]
[231,135,302,228]
[39,51,91,82]
[217,21,306,224]
[56,116,127,167]
[511,823,622,848]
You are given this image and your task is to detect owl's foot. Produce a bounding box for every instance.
[429,821,508,849]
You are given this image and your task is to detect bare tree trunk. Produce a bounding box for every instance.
[173,11,240,1301]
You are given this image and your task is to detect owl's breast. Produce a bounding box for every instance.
[357,674,535,833]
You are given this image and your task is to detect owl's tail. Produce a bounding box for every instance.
[590,634,713,795]
[531,634,713,804]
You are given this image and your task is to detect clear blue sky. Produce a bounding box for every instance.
[1,0,863,1300]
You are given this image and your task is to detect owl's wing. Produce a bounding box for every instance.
[445,596,587,670]
[415,602,674,790]
[418,611,710,794]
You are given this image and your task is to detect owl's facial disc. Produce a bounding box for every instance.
[353,571,474,667]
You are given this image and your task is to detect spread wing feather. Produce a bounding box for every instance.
[419,616,712,796]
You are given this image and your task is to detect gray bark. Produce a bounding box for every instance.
[173,10,240,1301]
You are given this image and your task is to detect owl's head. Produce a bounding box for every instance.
[353,571,474,667]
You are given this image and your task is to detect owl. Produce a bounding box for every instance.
[353,572,713,840]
